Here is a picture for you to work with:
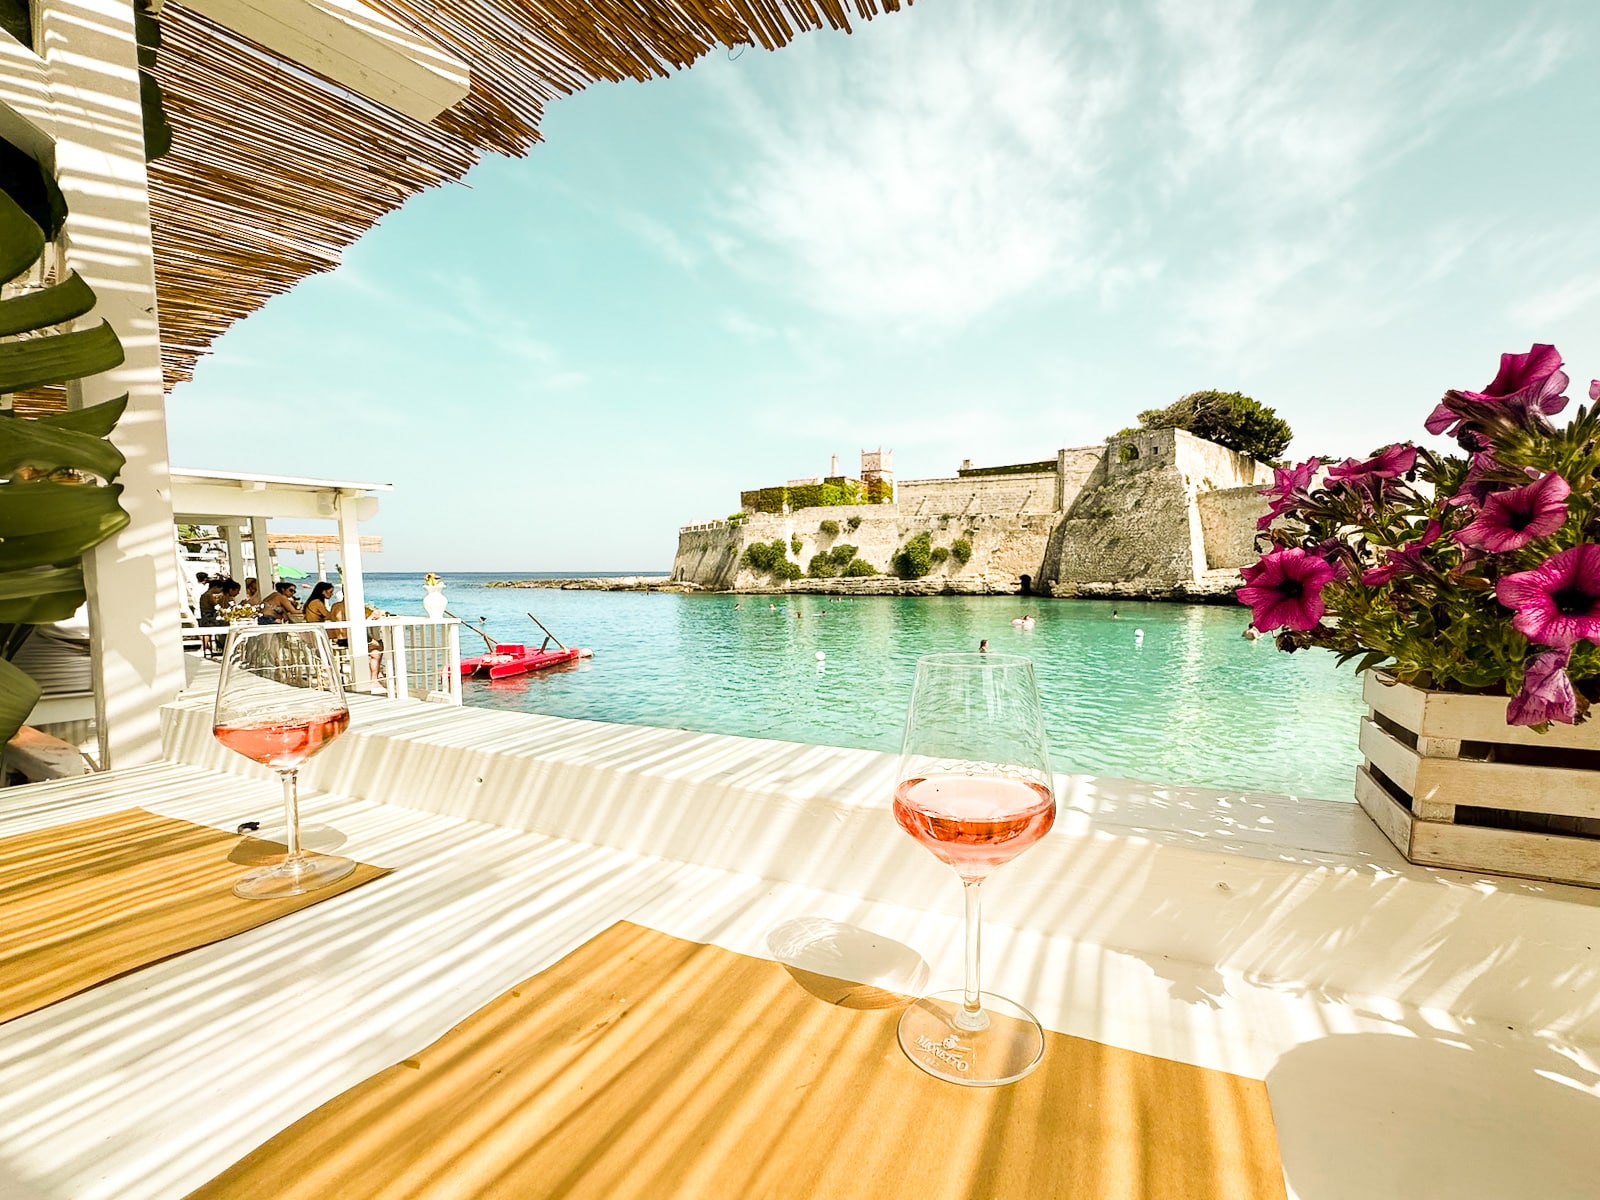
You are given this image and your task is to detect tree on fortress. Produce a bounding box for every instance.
[1120,390,1293,463]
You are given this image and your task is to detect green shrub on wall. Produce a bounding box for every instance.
[790,533,803,555]
[950,538,972,566]
[843,558,877,577]
[892,532,933,579]
[819,519,840,537]
[930,545,950,566]
[827,544,857,567]
[846,515,862,532]
[807,553,837,579]
[743,538,802,582]
[742,540,786,572]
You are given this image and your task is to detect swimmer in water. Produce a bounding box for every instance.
[979,639,989,654]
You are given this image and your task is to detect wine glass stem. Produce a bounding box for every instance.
[955,877,988,1031]
[278,768,302,858]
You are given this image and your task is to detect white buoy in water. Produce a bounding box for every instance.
[816,651,826,661]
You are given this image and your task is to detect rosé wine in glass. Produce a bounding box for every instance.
[213,711,350,770]
[894,652,1056,1086]
[893,775,1055,878]
[213,625,355,899]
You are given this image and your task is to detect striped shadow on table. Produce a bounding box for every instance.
[0,808,390,1025]
[188,921,1285,1200]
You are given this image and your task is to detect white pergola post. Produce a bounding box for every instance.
[223,524,245,581]
[38,0,183,767]
[337,493,370,691]
[249,517,272,588]
[314,546,327,583]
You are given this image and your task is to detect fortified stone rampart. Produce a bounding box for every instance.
[670,507,1058,593]
[1197,486,1268,570]
[672,430,1274,598]
[1042,428,1273,595]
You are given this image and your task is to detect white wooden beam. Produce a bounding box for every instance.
[337,492,370,692]
[39,0,185,770]
[182,0,471,123]
[172,480,379,522]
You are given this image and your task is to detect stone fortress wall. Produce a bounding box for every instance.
[672,430,1274,598]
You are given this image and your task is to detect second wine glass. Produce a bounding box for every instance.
[893,652,1056,1086]
[213,625,355,900]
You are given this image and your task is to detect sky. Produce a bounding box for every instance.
[165,0,1600,573]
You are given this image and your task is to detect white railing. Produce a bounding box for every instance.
[186,617,462,705]
[327,617,461,704]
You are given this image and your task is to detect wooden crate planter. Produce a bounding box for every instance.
[1356,672,1600,887]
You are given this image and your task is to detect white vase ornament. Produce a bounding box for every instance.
[422,582,448,620]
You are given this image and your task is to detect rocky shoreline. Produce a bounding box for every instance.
[484,574,1246,603]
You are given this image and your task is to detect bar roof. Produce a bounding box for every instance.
[149,0,913,390]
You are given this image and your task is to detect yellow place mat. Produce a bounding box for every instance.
[0,807,389,1026]
[189,921,1286,1200]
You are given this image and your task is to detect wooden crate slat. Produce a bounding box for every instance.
[1363,673,1600,751]
[1421,757,1600,821]
[1410,820,1600,888]
[1358,717,1419,794]
[1355,766,1416,857]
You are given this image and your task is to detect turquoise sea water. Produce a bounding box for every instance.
[362,572,1367,801]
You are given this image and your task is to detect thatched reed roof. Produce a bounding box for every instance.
[149,0,912,390]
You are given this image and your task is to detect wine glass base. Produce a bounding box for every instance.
[897,990,1046,1086]
[233,851,357,900]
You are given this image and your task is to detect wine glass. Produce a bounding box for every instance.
[213,625,355,900]
[893,652,1056,1086]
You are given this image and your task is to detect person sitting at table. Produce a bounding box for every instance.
[259,581,301,624]
[302,581,335,625]
[197,577,228,626]
[244,577,261,608]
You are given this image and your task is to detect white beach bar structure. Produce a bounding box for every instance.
[171,467,389,687]
[3,4,1600,1199]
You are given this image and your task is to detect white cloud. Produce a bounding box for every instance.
[615,209,699,270]
[705,1,1135,330]
[719,310,777,340]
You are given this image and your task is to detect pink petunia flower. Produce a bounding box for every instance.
[1496,543,1600,647]
[1361,520,1442,585]
[1454,472,1570,553]
[1507,648,1577,726]
[1326,443,1417,487]
[1445,451,1508,510]
[1426,344,1570,438]
[1238,548,1340,632]
[1255,456,1322,530]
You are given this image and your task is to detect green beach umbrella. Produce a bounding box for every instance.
[275,564,308,580]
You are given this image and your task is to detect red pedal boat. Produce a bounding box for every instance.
[456,611,593,680]
[460,643,592,679]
